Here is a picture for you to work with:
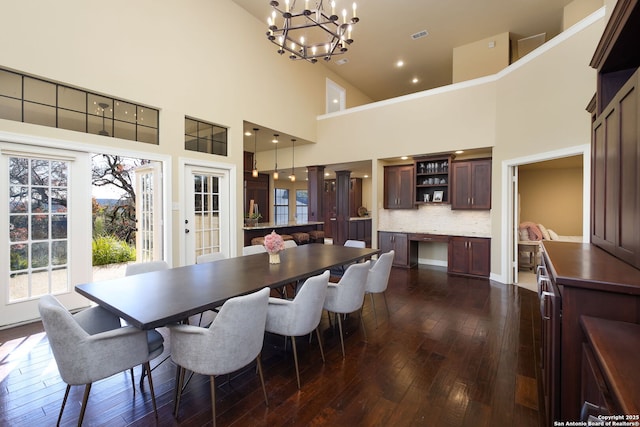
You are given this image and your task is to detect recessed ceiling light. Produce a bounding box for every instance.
[396,60,404,68]
[401,156,408,160]
[455,150,464,154]
[244,131,252,136]
[412,77,419,84]
[363,174,369,178]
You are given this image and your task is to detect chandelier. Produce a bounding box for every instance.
[267,0,359,63]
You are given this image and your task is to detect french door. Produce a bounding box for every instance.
[134,163,163,263]
[183,165,230,265]
[1,143,91,326]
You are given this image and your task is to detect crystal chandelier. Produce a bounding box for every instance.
[267,0,359,63]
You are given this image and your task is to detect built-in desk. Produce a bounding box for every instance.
[378,231,490,277]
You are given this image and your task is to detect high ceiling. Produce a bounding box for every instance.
[238,0,581,178]
[233,0,576,102]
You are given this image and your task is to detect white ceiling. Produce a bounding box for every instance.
[233,0,576,101]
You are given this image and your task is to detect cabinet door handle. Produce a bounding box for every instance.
[540,291,553,320]
[471,197,474,205]
[467,197,470,205]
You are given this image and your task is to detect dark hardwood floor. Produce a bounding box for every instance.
[0,266,543,427]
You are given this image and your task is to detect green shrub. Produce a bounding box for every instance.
[92,235,136,266]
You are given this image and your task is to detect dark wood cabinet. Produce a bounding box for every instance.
[244,172,269,223]
[447,236,490,277]
[450,159,492,210]
[378,232,417,268]
[591,69,640,267]
[384,165,414,209]
[590,0,640,269]
[542,241,640,421]
[348,219,371,247]
[414,155,451,204]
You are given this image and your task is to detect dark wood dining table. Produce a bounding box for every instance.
[75,244,379,330]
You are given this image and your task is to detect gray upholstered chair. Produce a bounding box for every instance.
[323,260,370,358]
[169,287,270,426]
[196,252,226,264]
[265,270,330,389]
[124,261,168,382]
[283,239,298,249]
[344,239,366,248]
[243,244,267,255]
[365,250,395,327]
[330,239,367,278]
[38,294,159,426]
[124,260,169,276]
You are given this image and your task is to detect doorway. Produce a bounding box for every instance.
[1,143,92,326]
[504,146,590,289]
[182,163,233,265]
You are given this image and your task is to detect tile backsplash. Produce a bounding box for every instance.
[378,204,491,237]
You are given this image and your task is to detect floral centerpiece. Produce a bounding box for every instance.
[264,230,285,264]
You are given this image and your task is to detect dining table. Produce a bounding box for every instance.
[75,244,379,330]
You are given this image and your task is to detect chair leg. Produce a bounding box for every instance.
[290,336,301,389]
[78,383,92,427]
[140,354,170,387]
[210,375,217,427]
[337,314,345,358]
[174,366,185,417]
[130,368,135,395]
[143,361,158,418]
[360,307,368,342]
[57,384,71,426]
[382,291,390,318]
[369,293,378,328]
[256,354,269,407]
[315,327,326,363]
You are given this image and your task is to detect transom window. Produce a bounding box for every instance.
[185,117,228,156]
[0,67,159,144]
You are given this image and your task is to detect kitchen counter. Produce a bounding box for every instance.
[243,221,324,246]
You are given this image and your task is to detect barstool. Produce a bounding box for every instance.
[308,230,325,244]
[291,232,310,245]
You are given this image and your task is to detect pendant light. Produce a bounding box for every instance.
[289,138,296,182]
[273,134,279,180]
[252,128,259,177]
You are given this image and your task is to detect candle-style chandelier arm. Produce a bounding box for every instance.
[266,0,359,63]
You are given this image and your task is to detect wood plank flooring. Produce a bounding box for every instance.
[0,266,543,427]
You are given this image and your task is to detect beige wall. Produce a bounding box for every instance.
[0,0,371,262]
[519,167,584,236]
[318,11,605,282]
[564,0,604,29]
[0,1,607,283]
[453,32,511,83]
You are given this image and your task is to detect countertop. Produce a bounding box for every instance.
[378,229,491,238]
[243,221,324,231]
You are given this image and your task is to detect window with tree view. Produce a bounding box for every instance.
[9,157,69,301]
